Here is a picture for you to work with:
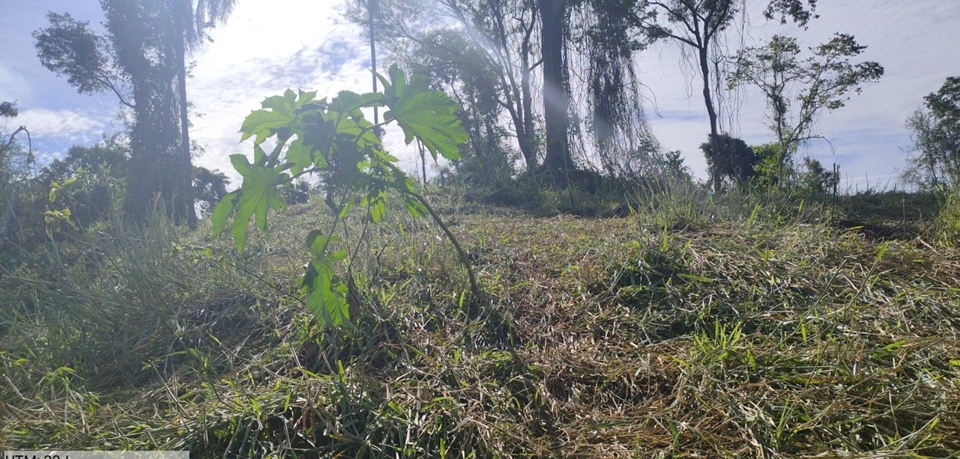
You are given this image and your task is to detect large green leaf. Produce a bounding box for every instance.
[223,154,288,253]
[241,89,320,144]
[377,64,466,161]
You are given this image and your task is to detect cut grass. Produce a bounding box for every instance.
[3,189,960,457]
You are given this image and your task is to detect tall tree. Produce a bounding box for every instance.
[101,0,182,223]
[728,33,883,178]
[639,0,741,140]
[36,4,178,223]
[35,1,236,226]
[538,0,572,185]
[172,0,238,228]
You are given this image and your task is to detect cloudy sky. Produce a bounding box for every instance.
[1,0,958,190]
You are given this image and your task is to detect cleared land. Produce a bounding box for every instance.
[3,190,960,457]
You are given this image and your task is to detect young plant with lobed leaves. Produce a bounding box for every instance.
[212,64,478,328]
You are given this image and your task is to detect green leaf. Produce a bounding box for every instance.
[240,109,294,144]
[285,138,312,175]
[240,89,318,144]
[327,90,384,115]
[677,273,715,283]
[304,258,350,328]
[378,64,466,161]
[211,191,239,236]
[403,195,427,218]
[332,112,381,151]
[226,154,288,253]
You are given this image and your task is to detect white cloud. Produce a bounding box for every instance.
[15,108,108,144]
[0,65,32,103]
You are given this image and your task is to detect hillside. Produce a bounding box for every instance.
[3,189,960,457]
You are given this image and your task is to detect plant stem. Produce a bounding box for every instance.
[407,190,482,301]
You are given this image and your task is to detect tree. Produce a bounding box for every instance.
[194,166,229,215]
[728,33,883,178]
[405,29,513,185]
[39,138,130,230]
[582,0,659,180]
[172,0,238,228]
[35,1,236,227]
[902,77,960,189]
[349,0,543,173]
[538,0,572,186]
[700,133,757,191]
[639,0,741,140]
[800,156,838,194]
[36,5,175,224]
[1,101,35,245]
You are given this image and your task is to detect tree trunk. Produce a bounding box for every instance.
[698,45,718,139]
[539,0,571,187]
[174,5,197,229]
[125,78,161,223]
[519,24,538,173]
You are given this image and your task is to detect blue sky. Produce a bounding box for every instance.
[2,0,958,190]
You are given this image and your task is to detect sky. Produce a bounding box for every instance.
[1,0,958,191]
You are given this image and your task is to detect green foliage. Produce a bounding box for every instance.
[33,13,120,99]
[729,33,883,168]
[935,190,960,246]
[902,77,960,189]
[34,2,211,226]
[701,134,758,192]
[193,166,229,215]
[0,101,18,117]
[800,157,839,195]
[751,142,786,189]
[213,65,473,328]
[39,139,128,231]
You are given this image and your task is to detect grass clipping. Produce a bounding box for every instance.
[2,198,960,457]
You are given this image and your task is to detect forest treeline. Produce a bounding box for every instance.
[1,0,959,265]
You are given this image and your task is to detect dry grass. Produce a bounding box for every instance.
[3,190,960,457]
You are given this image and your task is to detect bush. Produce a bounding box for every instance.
[701,134,758,192]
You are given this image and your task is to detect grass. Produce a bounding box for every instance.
[2,184,960,457]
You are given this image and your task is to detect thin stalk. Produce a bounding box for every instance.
[406,189,482,301]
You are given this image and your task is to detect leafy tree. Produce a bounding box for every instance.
[34,1,235,227]
[728,33,883,179]
[700,133,757,191]
[637,0,818,183]
[750,142,784,188]
[355,0,657,188]
[638,0,741,140]
[353,0,543,173]
[38,137,129,232]
[194,166,229,216]
[800,156,838,194]
[902,77,960,189]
